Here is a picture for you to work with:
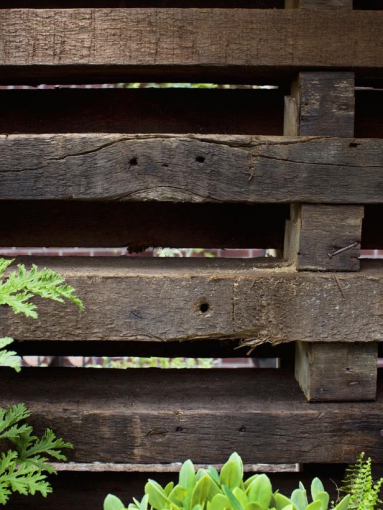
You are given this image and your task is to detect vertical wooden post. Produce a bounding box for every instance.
[284,71,376,401]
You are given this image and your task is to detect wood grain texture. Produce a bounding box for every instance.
[2,367,383,464]
[2,134,383,203]
[6,468,344,510]
[1,10,383,84]
[288,73,355,137]
[0,0,284,7]
[0,201,287,250]
[295,342,378,401]
[285,0,352,9]
[286,204,364,271]
[2,257,383,344]
[0,89,284,136]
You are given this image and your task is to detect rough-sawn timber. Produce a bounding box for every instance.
[2,257,383,344]
[1,134,383,203]
[1,9,382,84]
[2,368,383,464]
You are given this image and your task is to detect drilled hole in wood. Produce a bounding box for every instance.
[238,426,247,432]
[196,156,205,163]
[130,157,138,166]
[349,142,359,148]
[199,302,209,313]
[175,427,184,432]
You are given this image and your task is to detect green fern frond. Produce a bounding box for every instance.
[0,338,21,372]
[0,261,84,317]
[340,453,383,510]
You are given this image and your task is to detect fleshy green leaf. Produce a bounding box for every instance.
[311,479,325,502]
[247,474,273,509]
[104,494,127,510]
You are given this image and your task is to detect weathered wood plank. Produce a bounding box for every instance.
[0,201,287,250]
[6,468,344,510]
[285,73,355,137]
[2,257,383,344]
[0,89,284,136]
[285,204,363,271]
[285,0,352,9]
[0,0,284,7]
[2,367,383,464]
[2,135,383,203]
[295,342,378,401]
[1,10,383,84]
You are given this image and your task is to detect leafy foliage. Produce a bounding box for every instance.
[104,453,350,510]
[0,338,21,373]
[340,453,383,510]
[0,258,84,319]
[0,404,73,505]
[0,257,82,504]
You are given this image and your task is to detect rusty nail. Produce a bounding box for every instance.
[327,242,360,259]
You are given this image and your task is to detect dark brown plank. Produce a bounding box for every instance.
[2,257,383,344]
[285,0,352,8]
[295,342,378,401]
[284,72,355,137]
[1,10,383,85]
[285,204,363,271]
[2,135,383,203]
[0,0,284,8]
[0,89,284,135]
[2,367,383,464]
[0,201,287,250]
[13,339,295,358]
[7,468,344,510]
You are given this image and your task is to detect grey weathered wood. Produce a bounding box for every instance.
[3,257,383,344]
[285,204,364,271]
[2,367,383,464]
[285,0,352,9]
[285,72,355,137]
[295,342,378,401]
[1,10,383,85]
[2,134,383,203]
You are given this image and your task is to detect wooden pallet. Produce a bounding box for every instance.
[1,1,383,509]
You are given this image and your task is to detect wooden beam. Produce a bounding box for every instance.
[2,367,383,464]
[0,201,287,250]
[285,204,363,271]
[285,0,352,9]
[1,10,383,84]
[284,72,355,137]
[2,257,383,344]
[295,342,378,401]
[2,135,383,204]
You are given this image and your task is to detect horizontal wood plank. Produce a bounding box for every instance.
[0,89,284,136]
[0,201,287,250]
[0,0,284,8]
[2,135,383,203]
[2,368,383,464]
[2,257,383,344]
[6,467,345,510]
[1,10,383,84]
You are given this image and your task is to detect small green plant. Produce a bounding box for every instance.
[0,257,84,504]
[104,453,350,510]
[0,404,73,505]
[340,453,383,510]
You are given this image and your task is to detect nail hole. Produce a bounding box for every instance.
[199,302,209,313]
[349,142,359,148]
[346,367,351,372]
[175,426,184,432]
[238,426,247,433]
[130,157,138,166]
[196,156,205,163]
[162,163,169,167]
